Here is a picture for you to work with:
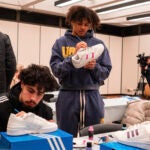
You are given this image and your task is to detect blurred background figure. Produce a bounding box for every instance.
[143,57,150,85]
[143,57,150,99]
[135,54,150,97]
[0,32,16,94]
[10,64,24,88]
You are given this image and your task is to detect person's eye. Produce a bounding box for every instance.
[28,89,34,93]
[85,24,90,27]
[77,22,82,26]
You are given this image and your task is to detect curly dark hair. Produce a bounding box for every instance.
[66,5,100,30]
[18,64,59,92]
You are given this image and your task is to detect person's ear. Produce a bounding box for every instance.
[21,82,24,89]
[89,24,92,30]
[71,21,75,27]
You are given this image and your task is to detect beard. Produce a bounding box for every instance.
[22,100,37,109]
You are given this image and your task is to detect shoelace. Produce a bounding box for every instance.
[79,90,86,129]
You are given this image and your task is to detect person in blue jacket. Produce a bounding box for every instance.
[50,5,112,137]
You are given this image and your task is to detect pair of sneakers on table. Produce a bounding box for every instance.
[7,112,58,136]
[72,44,104,68]
[111,121,150,150]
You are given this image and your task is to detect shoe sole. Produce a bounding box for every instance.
[7,127,57,136]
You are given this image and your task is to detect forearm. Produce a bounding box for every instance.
[50,56,74,79]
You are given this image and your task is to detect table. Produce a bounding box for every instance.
[103,96,130,123]
[44,95,140,122]
[73,132,114,150]
[73,129,145,150]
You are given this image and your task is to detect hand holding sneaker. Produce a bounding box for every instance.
[16,111,26,116]
[75,41,87,54]
[72,44,104,68]
[84,59,96,69]
[7,112,58,136]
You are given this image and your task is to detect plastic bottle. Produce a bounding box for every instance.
[86,142,92,150]
[122,124,127,130]
[88,126,94,140]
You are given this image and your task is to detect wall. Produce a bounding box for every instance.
[0,19,149,95]
[122,34,150,95]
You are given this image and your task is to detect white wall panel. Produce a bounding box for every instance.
[1,19,149,95]
[0,20,18,59]
[95,33,110,94]
[40,26,60,67]
[122,36,139,94]
[139,35,150,56]
[60,28,66,36]
[137,34,150,83]
[108,36,122,94]
[18,23,40,67]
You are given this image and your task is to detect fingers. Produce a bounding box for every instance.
[84,60,96,69]
[16,111,26,117]
[75,41,87,53]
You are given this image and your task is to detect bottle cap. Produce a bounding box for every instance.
[122,124,127,130]
[88,126,94,131]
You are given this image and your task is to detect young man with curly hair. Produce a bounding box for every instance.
[0,64,59,132]
[50,5,112,137]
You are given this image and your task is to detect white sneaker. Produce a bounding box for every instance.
[7,113,58,136]
[111,121,150,149]
[72,44,104,68]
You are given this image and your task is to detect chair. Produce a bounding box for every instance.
[79,123,123,137]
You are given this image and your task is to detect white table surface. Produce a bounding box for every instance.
[73,132,114,150]
[44,96,140,122]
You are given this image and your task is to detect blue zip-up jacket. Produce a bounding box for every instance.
[50,30,112,90]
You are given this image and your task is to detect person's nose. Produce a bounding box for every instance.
[30,94,38,101]
[81,24,86,29]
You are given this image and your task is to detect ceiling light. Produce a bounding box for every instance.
[96,0,150,15]
[127,13,150,21]
[55,0,82,7]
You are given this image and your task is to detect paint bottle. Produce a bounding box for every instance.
[122,124,127,130]
[86,142,92,150]
[88,126,94,140]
